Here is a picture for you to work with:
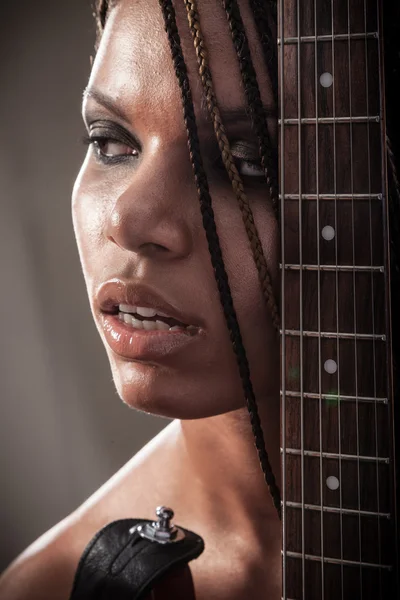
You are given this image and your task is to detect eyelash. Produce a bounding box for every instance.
[81,133,264,180]
[82,134,138,166]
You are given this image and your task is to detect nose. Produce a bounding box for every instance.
[104,147,194,260]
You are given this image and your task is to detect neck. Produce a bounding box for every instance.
[175,392,281,543]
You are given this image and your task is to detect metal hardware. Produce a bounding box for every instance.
[281,329,386,341]
[281,263,385,272]
[282,390,388,404]
[279,193,382,200]
[129,506,185,544]
[285,501,391,519]
[284,550,392,571]
[278,32,378,44]
[279,115,380,124]
[282,448,390,464]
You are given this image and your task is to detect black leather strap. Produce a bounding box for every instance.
[69,519,204,600]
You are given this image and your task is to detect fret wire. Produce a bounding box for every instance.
[296,0,305,596]
[280,116,379,124]
[278,32,378,44]
[286,501,391,519]
[284,551,392,571]
[283,448,390,463]
[282,330,386,341]
[313,3,324,594]
[280,193,382,200]
[283,390,388,404]
[281,264,384,272]
[365,0,383,594]
[278,1,287,598]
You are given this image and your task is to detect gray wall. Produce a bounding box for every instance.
[0,0,166,570]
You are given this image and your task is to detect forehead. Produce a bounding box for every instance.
[84,0,274,136]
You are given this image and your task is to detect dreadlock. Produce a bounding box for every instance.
[93,0,282,519]
[248,0,278,106]
[183,0,280,331]
[221,0,279,216]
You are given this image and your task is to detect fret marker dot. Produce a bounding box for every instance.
[326,476,339,491]
[322,225,335,241]
[324,359,337,374]
[320,72,333,88]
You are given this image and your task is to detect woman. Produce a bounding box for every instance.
[0,0,282,598]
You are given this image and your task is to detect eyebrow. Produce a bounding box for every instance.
[83,86,277,129]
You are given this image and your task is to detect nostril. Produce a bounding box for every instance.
[140,242,169,253]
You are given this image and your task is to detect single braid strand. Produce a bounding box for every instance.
[184,0,279,331]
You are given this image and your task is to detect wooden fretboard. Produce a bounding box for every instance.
[278,0,398,598]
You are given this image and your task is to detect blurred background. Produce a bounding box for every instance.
[0,0,167,570]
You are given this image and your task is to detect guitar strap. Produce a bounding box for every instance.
[68,509,204,600]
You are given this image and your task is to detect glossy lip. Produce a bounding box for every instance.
[95,279,205,361]
[96,279,203,328]
[100,312,202,361]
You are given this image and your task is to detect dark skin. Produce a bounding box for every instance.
[0,1,281,598]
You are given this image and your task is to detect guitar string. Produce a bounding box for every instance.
[330,0,345,597]
[376,2,395,590]
[313,0,325,597]
[278,1,287,598]
[346,0,363,594]
[364,0,383,595]
[296,0,306,596]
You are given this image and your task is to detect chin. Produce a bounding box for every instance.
[109,358,244,420]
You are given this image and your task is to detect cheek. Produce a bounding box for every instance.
[213,189,280,396]
[71,161,108,283]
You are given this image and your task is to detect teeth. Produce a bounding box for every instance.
[119,303,137,314]
[131,315,144,329]
[120,312,143,329]
[156,320,170,331]
[136,306,157,318]
[118,312,188,332]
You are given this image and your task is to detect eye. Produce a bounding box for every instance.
[82,130,140,165]
[237,160,264,178]
[94,137,137,158]
[210,140,265,181]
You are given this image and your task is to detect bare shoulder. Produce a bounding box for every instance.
[0,421,178,600]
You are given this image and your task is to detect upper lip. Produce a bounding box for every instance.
[96,278,203,328]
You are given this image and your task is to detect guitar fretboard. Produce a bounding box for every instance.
[278,0,397,598]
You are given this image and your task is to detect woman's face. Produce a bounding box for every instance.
[72,0,279,419]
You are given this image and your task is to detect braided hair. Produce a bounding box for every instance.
[94,0,282,519]
[183,0,280,331]
[221,0,279,216]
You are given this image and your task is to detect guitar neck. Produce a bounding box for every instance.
[278,0,399,598]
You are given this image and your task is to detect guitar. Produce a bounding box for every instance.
[279,0,399,598]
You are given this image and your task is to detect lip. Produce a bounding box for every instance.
[100,313,201,361]
[96,279,203,327]
[95,279,205,361]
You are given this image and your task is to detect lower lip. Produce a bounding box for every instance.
[99,313,201,361]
